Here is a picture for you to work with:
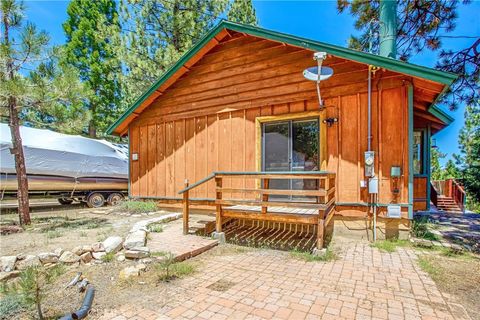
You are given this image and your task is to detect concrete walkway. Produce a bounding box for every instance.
[96,242,469,320]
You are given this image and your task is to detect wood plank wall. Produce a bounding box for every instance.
[128,33,410,214]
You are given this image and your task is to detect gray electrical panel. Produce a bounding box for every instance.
[368,176,378,194]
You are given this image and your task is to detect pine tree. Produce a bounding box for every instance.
[0,0,88,225]
[336,0,479,110]
[63,0,121,137]
[443,159,459,179]
[431,147,446,181]
[117,0,257,107]
[456,103,480,207]
[228,0,258,25]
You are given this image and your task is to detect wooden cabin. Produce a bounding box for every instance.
[107,21,455,249]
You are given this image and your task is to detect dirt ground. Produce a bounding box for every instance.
[418,251,480,320]
[0,203,149,257]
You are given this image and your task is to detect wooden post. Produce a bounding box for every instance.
[261,178,269,214]
[183,180,189,235]
[215,177,223,232]
[317,210,325,249]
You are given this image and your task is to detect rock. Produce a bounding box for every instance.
[91,242,105,252]
[140,258,153,264]
[16,255,41,270]
[92,252,106,260]
[72,246,86,256]
[0,256,17,272]
[80,252,93,263]
[135,263,147,271]
[54,248,64,256]
[37,252,58,264]
[119,266,139,280]
[82,245,93,252]
[124,230,146,250]
[16,253,26,260]
[103,236,123,254]
[0,271,20,282]
[59,251,80,264]
[124,247,150,259]
[116,253,126,262]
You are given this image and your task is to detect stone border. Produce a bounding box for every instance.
[0,213,183,282]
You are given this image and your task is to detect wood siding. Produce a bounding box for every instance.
[128,34,412,217]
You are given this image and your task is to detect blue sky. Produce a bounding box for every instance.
[25,1,480,165]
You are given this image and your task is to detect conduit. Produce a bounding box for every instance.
[59,285,95,320]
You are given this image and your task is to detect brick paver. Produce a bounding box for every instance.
[96,242,470,320]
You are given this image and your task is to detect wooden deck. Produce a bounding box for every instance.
[180,171,336,250]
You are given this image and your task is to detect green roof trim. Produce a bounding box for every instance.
[428,105,454,125]
[107,20,457,135]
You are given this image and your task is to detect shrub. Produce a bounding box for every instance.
[101,252,115,263]
[155,252,196,282]
[120,201,158,214]
[412,217,439,241]
[0,294,25,320]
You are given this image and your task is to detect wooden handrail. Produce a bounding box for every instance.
[178,173,215,194]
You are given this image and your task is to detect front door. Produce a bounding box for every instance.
[262,118,320,201]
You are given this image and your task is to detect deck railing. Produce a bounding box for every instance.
[179,171,336,248]
[432,178,466,212]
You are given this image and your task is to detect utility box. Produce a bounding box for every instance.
[364,151,375,177]
[387,205,401,218]
[368,176,378,194]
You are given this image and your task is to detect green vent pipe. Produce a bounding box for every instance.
[379,0,397,59]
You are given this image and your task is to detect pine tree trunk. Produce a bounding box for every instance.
[3,9,31,225]
[88,120,96,138]
[8,100,31,225]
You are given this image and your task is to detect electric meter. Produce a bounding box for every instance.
[364,151,375,177]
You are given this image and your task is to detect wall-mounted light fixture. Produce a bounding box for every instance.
[322,117,338,127]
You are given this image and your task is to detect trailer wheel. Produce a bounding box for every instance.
[107,193,124,206]
[58,198,74,205]
[86,192,105,208]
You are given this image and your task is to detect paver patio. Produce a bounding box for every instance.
[96,242,470,320]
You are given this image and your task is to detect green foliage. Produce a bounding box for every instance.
[290,247,337,262]
[417,256,438,277]
[431,147,446,181]
[117,0,258,108]
[62,0,122,137]
[412,217,440,241]
[337,0,478,109]
[0,294,26,320]
[148,223,163,233]
[227,0,258,25]
[14,265,65,320]
[456,103,480,208]
[370,239,410,253]
[101,252,115,262]
[0,1,90,133]
[154,252,195,281]
[120,200,158,214]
